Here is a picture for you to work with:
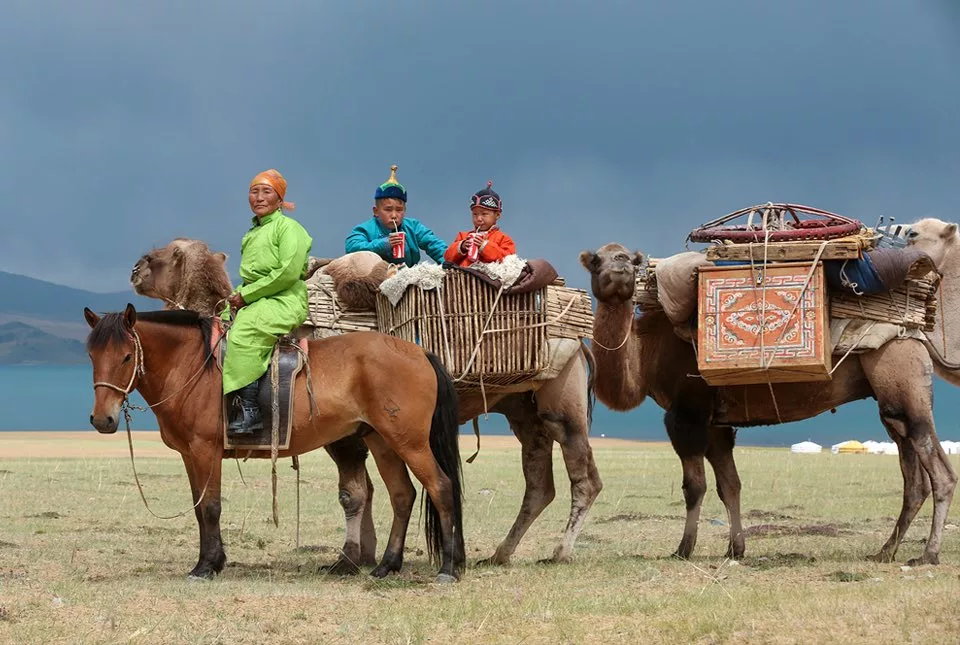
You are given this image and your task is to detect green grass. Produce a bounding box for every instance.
[1,441,959,644]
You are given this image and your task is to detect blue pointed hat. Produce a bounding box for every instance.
[375,164,407,202]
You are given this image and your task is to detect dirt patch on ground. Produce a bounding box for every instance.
[0,541,18,548]
[743,523,851,538]
[742,553,817,569]
[745,509,797,521]
[597,512,682,524]
[27,511,62,520]
[292,545,339,554]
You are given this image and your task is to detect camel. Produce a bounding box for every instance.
[131,239,233,312]
[580,232,958,565]
[131,241,603,570]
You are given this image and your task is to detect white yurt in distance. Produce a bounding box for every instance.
[791,441,822,454]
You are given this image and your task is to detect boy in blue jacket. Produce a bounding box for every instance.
[344,165,447,267]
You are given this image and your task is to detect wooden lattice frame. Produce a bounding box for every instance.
[375,271,593,388]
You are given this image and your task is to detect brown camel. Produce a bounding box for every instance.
[131,239,233,312]
[580,240,957,565]
[131,242,603,569]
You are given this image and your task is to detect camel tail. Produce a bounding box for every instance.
[423,352,465,574]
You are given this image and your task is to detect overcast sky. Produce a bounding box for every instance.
[2,0,958,292]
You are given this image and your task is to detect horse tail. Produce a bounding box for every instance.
[423,351,465,574]
[581,339,596,429]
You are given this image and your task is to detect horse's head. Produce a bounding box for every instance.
[580,243,644,304]
[84,304,141,434]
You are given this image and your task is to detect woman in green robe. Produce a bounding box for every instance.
[223,169,313,435]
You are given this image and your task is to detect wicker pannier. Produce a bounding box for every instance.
[375,270,593,389]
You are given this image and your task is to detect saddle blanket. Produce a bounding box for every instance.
[214,321,307,451]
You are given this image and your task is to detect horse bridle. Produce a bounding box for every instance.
[93,329,146,400]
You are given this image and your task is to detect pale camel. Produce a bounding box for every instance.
[131,241,603,570]
[580,241,957,565]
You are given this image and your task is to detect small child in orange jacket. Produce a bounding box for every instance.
[444,181,516,266]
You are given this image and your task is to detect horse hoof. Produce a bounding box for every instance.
[187,573,213,582]
[370,566,391,579]
[434,573,458,584]
[866,552,895,564]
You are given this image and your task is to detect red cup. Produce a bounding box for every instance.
[392,231,406,259]
[466,233,481,262]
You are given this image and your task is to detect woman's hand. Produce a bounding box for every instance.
[228,293,246,310]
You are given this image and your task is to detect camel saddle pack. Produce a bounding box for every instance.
[211,318,308,451]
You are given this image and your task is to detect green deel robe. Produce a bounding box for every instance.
[221,210,313,394]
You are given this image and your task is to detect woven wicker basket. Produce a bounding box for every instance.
[830,276,939,331]
[305,272,378,339]
[375,271,593,388]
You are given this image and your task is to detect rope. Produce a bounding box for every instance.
[456,285,507,381]
[292,455,301,548]
[591,324,632,351]
[121,401,217,520]
[270,345,281,528]
[435,288,454,372]
[93,327,223,519]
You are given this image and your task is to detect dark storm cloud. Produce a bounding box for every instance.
[2,0,957,290]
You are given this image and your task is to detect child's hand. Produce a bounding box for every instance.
[388,232,404,247]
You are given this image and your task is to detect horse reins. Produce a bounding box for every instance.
[93,327,222,520]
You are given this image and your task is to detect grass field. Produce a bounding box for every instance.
[1,432,959,644]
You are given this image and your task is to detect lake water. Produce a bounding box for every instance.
[0,365,957,447]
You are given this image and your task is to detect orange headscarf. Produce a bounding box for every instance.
[250,169,295,211]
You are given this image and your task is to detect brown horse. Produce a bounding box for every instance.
[84,305,465,582]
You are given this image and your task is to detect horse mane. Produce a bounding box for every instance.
[87,310,215,364]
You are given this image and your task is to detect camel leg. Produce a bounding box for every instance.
[320,436,377,575]
[551,417,603,563]
[862,341,958,565]
[478,414,556,566]
[665,402,710,559]
[868,432,930,562]
[362,433,417,578]
[705,425,744,559]
[181,443,225,579]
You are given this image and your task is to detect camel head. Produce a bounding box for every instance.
[131,238,231,311]
[579,243,644,303]
[906,218,960,269]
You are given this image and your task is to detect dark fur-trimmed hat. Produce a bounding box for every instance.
[471,181,502,211]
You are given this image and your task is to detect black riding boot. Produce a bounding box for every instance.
[227,383,263,436]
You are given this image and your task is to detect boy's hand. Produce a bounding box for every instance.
[388,232,404,246]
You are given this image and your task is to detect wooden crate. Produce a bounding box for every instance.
[704,235,871,263]
[697,262,831,385]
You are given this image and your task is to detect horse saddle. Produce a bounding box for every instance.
[212,319,309,451]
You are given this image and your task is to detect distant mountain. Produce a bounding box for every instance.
[0,322,88,364]
[0,270,156,330]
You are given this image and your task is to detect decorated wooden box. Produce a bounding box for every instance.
[696,262,831,385]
